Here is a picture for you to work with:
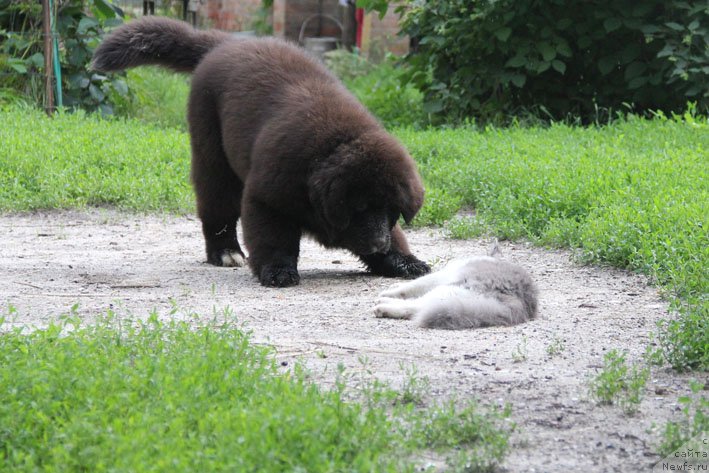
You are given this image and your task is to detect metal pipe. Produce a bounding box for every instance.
[49,0,63,108]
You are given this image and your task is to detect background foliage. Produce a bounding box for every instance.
[361,0,709,124]
[0,0,127,113]
[325,49,429,128]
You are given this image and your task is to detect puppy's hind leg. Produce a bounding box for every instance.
[189,98,246,267]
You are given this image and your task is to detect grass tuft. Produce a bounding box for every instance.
[657,379,708,457]
[589,349,649,415]
[0,312,511,472]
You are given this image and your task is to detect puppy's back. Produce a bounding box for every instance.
[189,37,380,172]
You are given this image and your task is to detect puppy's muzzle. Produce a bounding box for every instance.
[364,235,391,255]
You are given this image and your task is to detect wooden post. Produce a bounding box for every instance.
[42,0,54,115]
[341,1,356,50]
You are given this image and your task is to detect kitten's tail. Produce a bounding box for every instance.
[91,16,232,73]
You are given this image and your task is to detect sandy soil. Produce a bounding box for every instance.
[1,209,699,472]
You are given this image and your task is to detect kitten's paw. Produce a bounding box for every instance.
[379,283,408,299]
[373,302,413,320]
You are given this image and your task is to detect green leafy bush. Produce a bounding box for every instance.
[0,0,127,114]
[0,0,45,101]
[362,0,709,123]
[325,49,429,128]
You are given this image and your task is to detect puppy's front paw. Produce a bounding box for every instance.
[362,251,431,279]
[399,254,430,278]
[259,264,300,287]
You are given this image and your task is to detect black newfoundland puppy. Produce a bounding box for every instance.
[92,17,430,287]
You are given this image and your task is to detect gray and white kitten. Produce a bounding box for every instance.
[374,252,538,330]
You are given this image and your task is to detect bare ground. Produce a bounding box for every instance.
[1,209,700,472]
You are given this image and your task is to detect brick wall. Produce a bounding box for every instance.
[200,0,262,31]
[273,0,342,42]
[365,8,408,58]
[200,0,407,57]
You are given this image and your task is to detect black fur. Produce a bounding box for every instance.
[92,17,430,287]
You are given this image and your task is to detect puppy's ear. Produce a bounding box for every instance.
[322,178,351,230]
[399,173,425,224]
[309,169,350,230]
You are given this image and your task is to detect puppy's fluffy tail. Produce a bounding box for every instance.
[91,17,231,73]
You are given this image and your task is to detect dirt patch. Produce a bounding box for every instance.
[0,209,697,471]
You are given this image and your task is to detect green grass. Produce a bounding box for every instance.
[0,311,511,472]
[0,106,193,212]
[116,67,190,131]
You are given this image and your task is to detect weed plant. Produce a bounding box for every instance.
[546,337,565,358]
[589,349,650,415]
[0,313,511,472]
[658,380,708,457]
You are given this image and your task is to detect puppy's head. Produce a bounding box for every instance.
[309,131,424,255]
